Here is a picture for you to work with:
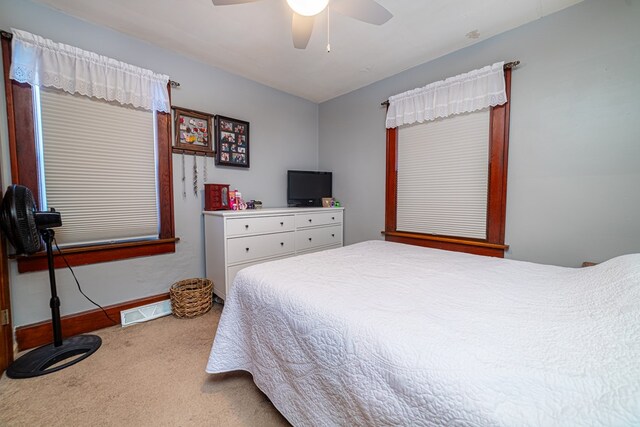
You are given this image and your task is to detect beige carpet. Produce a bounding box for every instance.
[0,303,290,426]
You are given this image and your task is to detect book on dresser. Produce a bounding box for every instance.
[204,207,344,300]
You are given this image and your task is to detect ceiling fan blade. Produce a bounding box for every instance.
[292,13,315,49]
[211,0,263,5]
[331,0,392,25]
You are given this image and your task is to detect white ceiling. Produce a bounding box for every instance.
[33,0,582,103]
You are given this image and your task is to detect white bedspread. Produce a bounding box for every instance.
[206,241,640,426]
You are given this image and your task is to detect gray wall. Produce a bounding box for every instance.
[0,0,319,326]
[319,0,640,267]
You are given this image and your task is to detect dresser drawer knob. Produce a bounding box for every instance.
[331,234,335,237]
[280,222,284,226]
[308,219,312,223]
[245,224,249,229]
[280,242,284,246]
[332,217,335,220]
[245,247,250,252]
[308,237,312,242]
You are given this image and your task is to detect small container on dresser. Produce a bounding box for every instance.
[204,184,230,210]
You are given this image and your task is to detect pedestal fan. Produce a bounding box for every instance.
[0,184,101,378]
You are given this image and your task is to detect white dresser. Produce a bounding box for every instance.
[204,207,344,300]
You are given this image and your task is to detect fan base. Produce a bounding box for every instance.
[6,334,102,379]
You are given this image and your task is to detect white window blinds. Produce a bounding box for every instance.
[396,108,490,239]
[37,87,159,246]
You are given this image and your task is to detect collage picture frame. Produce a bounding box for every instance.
[215,115,250,168]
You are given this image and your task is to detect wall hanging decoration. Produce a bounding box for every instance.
[172,106,215,198]
[172,106,214,155]
[215,115,250,168]
[181,152,187,198]
[193,155,199,196]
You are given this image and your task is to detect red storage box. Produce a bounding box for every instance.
[205,184,230,210]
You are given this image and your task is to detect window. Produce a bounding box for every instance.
[384,65,512,257]
[36,87,161,246]
[397,109,490,239]
[1,32,175,273]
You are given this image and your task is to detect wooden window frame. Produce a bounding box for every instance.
[1,33,176,273]
[384,67,512,258]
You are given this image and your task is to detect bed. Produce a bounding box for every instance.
[206,240,640,426]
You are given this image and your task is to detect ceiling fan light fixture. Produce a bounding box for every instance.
[287,0,329,17]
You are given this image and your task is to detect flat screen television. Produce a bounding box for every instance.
[287,170,332,207]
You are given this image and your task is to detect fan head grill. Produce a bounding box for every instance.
[1,185,43,255]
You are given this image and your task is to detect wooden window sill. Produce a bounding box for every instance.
[382,231,508,257]
[14,237,179,273]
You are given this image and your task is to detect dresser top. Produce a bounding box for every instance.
[203,206,344,217]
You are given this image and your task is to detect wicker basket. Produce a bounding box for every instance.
[170,278,213,318]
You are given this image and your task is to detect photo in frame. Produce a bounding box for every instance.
[173,107,214,154]
[215,115,250,168]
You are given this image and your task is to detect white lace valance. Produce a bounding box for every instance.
[385,61,507,128]
[9,28,170,113]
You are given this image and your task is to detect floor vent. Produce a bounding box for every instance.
[120,299,172,327]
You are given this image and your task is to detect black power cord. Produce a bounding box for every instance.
[53,238,118,325]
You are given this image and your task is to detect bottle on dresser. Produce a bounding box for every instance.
[229,189,247,210]
[229,190,237,210]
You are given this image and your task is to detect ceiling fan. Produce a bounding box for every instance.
[212,0,393,50]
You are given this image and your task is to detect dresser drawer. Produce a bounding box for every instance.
[295,210,343,228]
[227,231,295,264]
[226,215,295,237]
[296,225,343,251]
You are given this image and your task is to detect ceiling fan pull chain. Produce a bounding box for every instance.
[181,152,187,199]
[327,3,331,53]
